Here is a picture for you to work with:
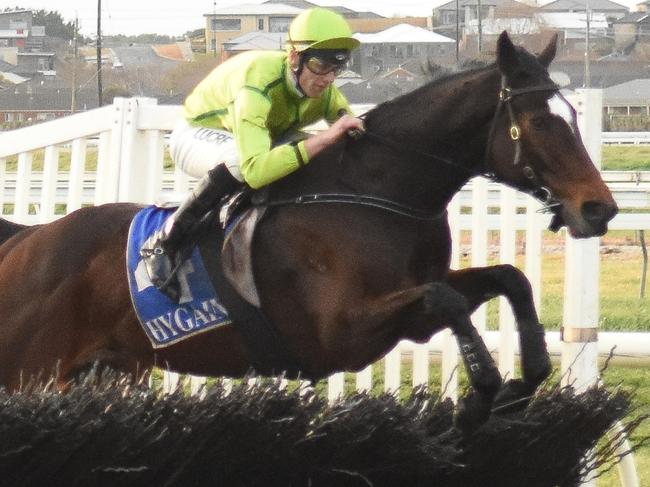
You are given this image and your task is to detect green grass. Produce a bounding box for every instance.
[602,145,650,171]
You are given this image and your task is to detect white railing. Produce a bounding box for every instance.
[602,132,650,145]
[0,96,641,486]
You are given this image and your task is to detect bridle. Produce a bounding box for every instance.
[485,75,562,213]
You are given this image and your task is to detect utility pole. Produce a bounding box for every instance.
[71,16,78,113]
[212,0,217,57]
[97,0,103,106]
[584,0,591,88]
[477,0,483,53]
[455,0,460,62]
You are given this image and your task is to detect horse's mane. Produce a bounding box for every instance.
[363,60,495,127]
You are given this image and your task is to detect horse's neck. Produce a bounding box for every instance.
[356,67,502,209]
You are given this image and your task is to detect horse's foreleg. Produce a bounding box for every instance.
[446,265,552,397]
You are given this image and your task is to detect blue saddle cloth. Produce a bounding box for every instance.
[126,206,231,348]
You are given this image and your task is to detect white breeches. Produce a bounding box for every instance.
[169,119,243,181]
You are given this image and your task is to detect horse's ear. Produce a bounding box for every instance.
[537,33,558,68]
[496,31,519,75]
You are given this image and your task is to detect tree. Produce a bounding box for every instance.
[32,9,76,40]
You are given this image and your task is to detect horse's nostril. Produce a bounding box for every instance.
[582,201,618,224]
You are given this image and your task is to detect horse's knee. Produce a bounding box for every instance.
[492,264,534,302]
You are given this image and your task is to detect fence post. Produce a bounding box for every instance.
[561,89,602,392]
[562,89,602,487]
[117,97,160,204]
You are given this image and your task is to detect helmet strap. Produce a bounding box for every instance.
[290,50,306,96]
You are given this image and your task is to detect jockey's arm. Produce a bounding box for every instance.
[233,88,364,189]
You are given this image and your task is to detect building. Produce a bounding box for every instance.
[0,9,46,66]
[613,11,650,51]
[435,0,537,28]
[353,24,455,78]
[221,31,286,61]
[203,1,392,59]
[539,0,629,24]
[204,3,304,58]
[0,76,99,127]
[602,78,650,130]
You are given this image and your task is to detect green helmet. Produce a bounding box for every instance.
[287,8,360,52]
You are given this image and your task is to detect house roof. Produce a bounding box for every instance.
[537,11,609,29]
[0,9,32,16]
[354,24,455,44]
[152,43,193,61]
[0,59,16,72]
[0,88,99,111]
[261,0,379,17]
[205,3,303,16]
[436,0,530,11]
[540,0,629,11]
[223,32,286,51]
[603,78,650,104]
[0,72,28,84]
[615,11,650,23]
[550,60,650,88]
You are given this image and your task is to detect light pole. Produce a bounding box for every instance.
[584,0,591,88]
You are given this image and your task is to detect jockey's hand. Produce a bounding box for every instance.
[304,115,365,160]
[329,114,365,142]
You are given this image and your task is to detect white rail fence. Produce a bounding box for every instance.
[0,95,643,485]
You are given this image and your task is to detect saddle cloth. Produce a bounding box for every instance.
[127,206,232,348]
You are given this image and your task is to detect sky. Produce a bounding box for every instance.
[8,0,643,37]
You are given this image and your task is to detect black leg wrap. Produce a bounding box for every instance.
[454,329,502,435]
[520,326,552,387]
[457,330,502,397]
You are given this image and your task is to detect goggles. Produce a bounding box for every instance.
[303,50,349,76]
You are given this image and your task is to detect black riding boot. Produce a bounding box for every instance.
[141,164,240,302]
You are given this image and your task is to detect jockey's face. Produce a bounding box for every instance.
[289,49,339,98]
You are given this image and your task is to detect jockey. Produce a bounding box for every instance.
[142,7,364,301]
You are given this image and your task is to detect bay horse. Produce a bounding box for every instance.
[0,32,616,431]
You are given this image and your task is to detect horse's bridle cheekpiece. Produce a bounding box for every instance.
[489,75,561,213]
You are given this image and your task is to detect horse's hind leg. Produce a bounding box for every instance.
[348,282,502,432]
[422,283,502,432]
[446,265,552,405]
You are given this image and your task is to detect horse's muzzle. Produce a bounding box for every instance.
[548,200,618,238]
[581,200,618,235]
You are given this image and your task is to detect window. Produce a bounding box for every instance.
[258,18,264,30]
[211,18,241,31]
[269,17,292,32]
[389,45,404,58]
[210,38,217,52]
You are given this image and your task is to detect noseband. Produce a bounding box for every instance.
[486,76,561,212]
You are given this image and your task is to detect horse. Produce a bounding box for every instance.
[0,32,616,431]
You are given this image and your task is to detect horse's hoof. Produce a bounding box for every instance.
[454,392,492,435]
[492,379,534,415]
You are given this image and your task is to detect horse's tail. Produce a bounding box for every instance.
[0,218,28,246]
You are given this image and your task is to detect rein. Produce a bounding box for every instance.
[262,74,561,219]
